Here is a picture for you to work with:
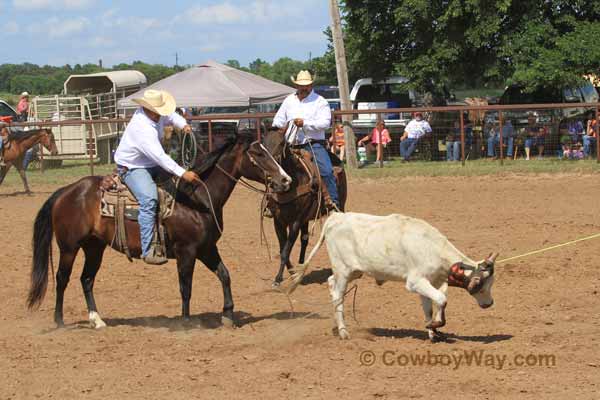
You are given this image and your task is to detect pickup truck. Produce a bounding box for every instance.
[349,76,418,137]
[0,100,18,123]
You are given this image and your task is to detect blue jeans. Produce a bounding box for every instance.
[304,142,339,207]
[583,136,596,157]
[400,138,419,160]
[487,135,513,157]
[119,166,160,257]
[446,141,460,161]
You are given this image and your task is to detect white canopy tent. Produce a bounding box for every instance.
[118,60,294,109]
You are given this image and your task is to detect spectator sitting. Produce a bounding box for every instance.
[563,143,584,160]
[446,120,473,161]
[486,119,514,159]
[567,119,585,144]
[524,115,539,160]
[583,115,597,159]
[329,123,346,161]
[559,128,572,158]
[358,121,391,162]
[400,112,431,162]
[533,126,547,158]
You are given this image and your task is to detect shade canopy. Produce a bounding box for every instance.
[119,60,294,109]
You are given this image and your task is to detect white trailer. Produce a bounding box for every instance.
[29,70,147,163]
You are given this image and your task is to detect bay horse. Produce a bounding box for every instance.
[0,126,58,193]
[253,125,347,285]
[27,132,292,329]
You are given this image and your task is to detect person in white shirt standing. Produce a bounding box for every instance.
[400,111,432,162]
[114,90,201,264]
[272,70,339,209]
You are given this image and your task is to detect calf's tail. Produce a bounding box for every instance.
[283,220,329,294]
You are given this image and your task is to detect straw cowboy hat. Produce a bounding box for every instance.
[290,70,315,86]
[21,92,29,97]
[132,89,176,116]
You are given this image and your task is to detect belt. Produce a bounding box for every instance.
[291,139,327,148]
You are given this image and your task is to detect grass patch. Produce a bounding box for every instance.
[0,161,114,190]
[350,158,600,178]
[2,158,600,192]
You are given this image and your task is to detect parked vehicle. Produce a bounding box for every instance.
[349,77,417,137]
[0,100,17,123]
[314,85,340,110]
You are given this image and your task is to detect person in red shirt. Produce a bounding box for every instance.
[16,92,30,121]
[358,120,391,162]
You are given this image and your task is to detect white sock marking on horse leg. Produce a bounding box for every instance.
[89,311,107,329]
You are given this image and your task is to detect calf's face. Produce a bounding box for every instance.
[468,255,496,308]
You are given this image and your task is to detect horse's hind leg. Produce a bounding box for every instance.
[54,248,80,327]
[81,239,107,329]
[298,223,309,264]
[199,246,234,327]
[15,161,30,194]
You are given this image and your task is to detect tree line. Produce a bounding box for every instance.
[2,1,599,101]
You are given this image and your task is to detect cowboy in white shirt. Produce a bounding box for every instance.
[114,90,201,264]
[400,111,432,162]
[272,70,339,209]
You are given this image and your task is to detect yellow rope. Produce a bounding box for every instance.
[497,232,600,264]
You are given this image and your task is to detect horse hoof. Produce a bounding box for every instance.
[89,311,107,329]
[221,316,235,328]
[271,281,281,289]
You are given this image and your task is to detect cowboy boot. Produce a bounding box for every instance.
[320,178,339,212]
[143,244,168,265]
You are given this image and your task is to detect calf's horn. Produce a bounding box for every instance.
[487,252,499,263]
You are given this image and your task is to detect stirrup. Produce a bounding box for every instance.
[143,245,168,265]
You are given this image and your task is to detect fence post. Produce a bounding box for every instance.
[460,111,465,166]
[256,117,261,141]
[208,119,213,152]
[499,110,504,166]
[88,122,94,175]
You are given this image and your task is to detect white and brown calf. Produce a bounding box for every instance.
[285,212,497,340]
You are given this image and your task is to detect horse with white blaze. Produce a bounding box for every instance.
[284,212,498,340]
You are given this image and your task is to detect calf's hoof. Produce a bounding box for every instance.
[333,327,350,340]
[425,320,446,330]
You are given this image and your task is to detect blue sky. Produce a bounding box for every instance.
[0,0,331,67]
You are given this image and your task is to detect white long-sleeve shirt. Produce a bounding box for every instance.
[404,119,432,139]
[272,91,331,144]
[114,108,187,177]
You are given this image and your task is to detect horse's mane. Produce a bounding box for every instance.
[191,131,255,177]
[8,128,47,143]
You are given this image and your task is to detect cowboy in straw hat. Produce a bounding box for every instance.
[272,70,340,210]
[114,89,201,264]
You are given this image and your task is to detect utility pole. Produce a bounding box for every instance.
[329,0,357,168]
[175,52,179,67]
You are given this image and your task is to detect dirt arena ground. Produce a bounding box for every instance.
[1,174,599,399]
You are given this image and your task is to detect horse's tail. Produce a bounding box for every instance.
[282,217,331,295]
[27,187,64,309]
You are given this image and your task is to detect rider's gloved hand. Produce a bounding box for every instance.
[181,170,201,184]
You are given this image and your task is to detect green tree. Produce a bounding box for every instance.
[340,0,600,92]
